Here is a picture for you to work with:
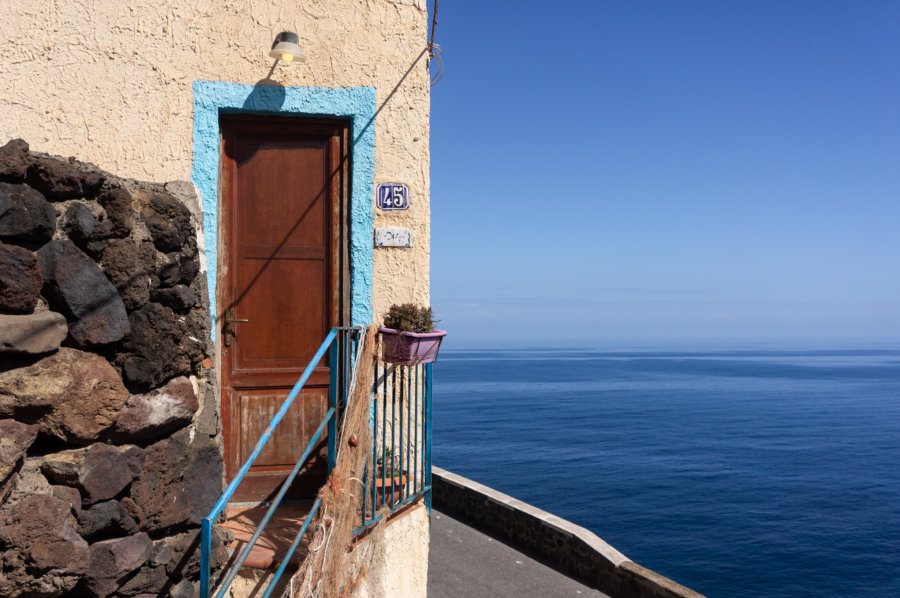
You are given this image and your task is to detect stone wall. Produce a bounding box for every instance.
[433,467,706,598]
[0,138,226,597]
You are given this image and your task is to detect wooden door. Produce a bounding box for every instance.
[220,117,348,503]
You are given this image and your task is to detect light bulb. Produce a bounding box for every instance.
[281,53,294,63]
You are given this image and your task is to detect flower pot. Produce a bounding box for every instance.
[378,328,447,365]
[374,471,408,509]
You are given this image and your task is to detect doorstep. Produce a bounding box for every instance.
[218,503,315,570]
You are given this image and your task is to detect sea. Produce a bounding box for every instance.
[432,343,900,598]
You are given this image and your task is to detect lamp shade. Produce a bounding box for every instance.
[269,31,306,63]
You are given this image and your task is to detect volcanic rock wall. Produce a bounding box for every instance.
[0,138,227,597]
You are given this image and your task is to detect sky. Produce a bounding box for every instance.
[426,1,900,346]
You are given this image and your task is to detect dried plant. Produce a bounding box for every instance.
[382,304,436,333]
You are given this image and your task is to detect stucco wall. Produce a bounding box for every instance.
[349,504,430,598]
[0,0,431,318]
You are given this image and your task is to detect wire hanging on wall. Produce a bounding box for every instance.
[430,44,444,87]
[427,0,443,86]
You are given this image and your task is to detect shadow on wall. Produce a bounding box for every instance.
[241,77,286,112]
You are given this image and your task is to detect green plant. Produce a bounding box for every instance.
[376,448,402,478]
[382,304,436,333]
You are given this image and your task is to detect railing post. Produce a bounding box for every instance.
[425,362,433,514]
[200,517,211,597]
[328,334,338,472]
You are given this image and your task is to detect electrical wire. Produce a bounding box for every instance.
[427,0,443,86]
[430,43,444,87]
[428,0,439,61]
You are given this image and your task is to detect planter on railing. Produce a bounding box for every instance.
[379,327,447,365]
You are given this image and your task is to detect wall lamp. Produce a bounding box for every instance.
[269,31,306,64]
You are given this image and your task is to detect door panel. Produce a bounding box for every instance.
[220,117,348,503]
[235,258,325,368]
[239,390,327,467]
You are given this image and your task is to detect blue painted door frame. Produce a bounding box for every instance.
[190,80,377,336]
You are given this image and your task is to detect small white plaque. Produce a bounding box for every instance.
[375,228,413,248]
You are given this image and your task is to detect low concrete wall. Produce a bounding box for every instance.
[432,467,705,598]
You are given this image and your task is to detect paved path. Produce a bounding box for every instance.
[428,509,610,598]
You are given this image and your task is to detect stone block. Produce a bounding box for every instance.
[0,472,16,504]
[0,242,41,312]
[157,247,199,287]
[101,238,158,311]
[0,139,31,183]
[134,189,193,253]
[192,377,220,438]
[115,564,169,596]
[38,239,130,346]
[3,456,51,508]
[0,311,68,354]
[111,376,198,441]
[121,496,145,530]
[149,538,172,567]
[26,155,104,200]
[0,347,130,444]
[118,302,204,391]
[82,532,151,598]
[0,420,37,502]
[50,484,82,516]
[170,579,197,598]
[151,284,197,311]
[0,493,90,597]
[96,187,133,238]
[0,182,56,246]
[0,420,37,477]
[77,499,139,539]
[156,526,228,579]
[41,443,144,505]
[64,201,112,249]
[130,429,222,534]
[64,201,97,241]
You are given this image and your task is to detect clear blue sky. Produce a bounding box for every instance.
[427,1,900,345]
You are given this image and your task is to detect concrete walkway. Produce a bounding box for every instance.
[428,508,610,598]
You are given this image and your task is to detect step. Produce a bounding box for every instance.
[219,503,315,570]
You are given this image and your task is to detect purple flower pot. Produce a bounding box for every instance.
[378,328,447,365]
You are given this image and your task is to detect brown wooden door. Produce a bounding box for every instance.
[220,117,348,503]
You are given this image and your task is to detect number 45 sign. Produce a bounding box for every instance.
[376,183,409,211]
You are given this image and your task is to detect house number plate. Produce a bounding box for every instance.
[376,183,409,211]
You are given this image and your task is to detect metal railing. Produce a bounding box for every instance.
[200,326,365,598]
[359,356,433,529]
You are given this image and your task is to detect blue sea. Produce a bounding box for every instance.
[432,344,900,597]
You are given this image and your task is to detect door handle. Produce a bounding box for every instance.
[223,307,249,347]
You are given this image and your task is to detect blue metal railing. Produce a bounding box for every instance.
[358,353,433,530]
[201,326,364,598]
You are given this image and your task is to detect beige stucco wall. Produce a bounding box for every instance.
[349,505,430,598]
[0,0,431,316]
[224,505,430,598]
